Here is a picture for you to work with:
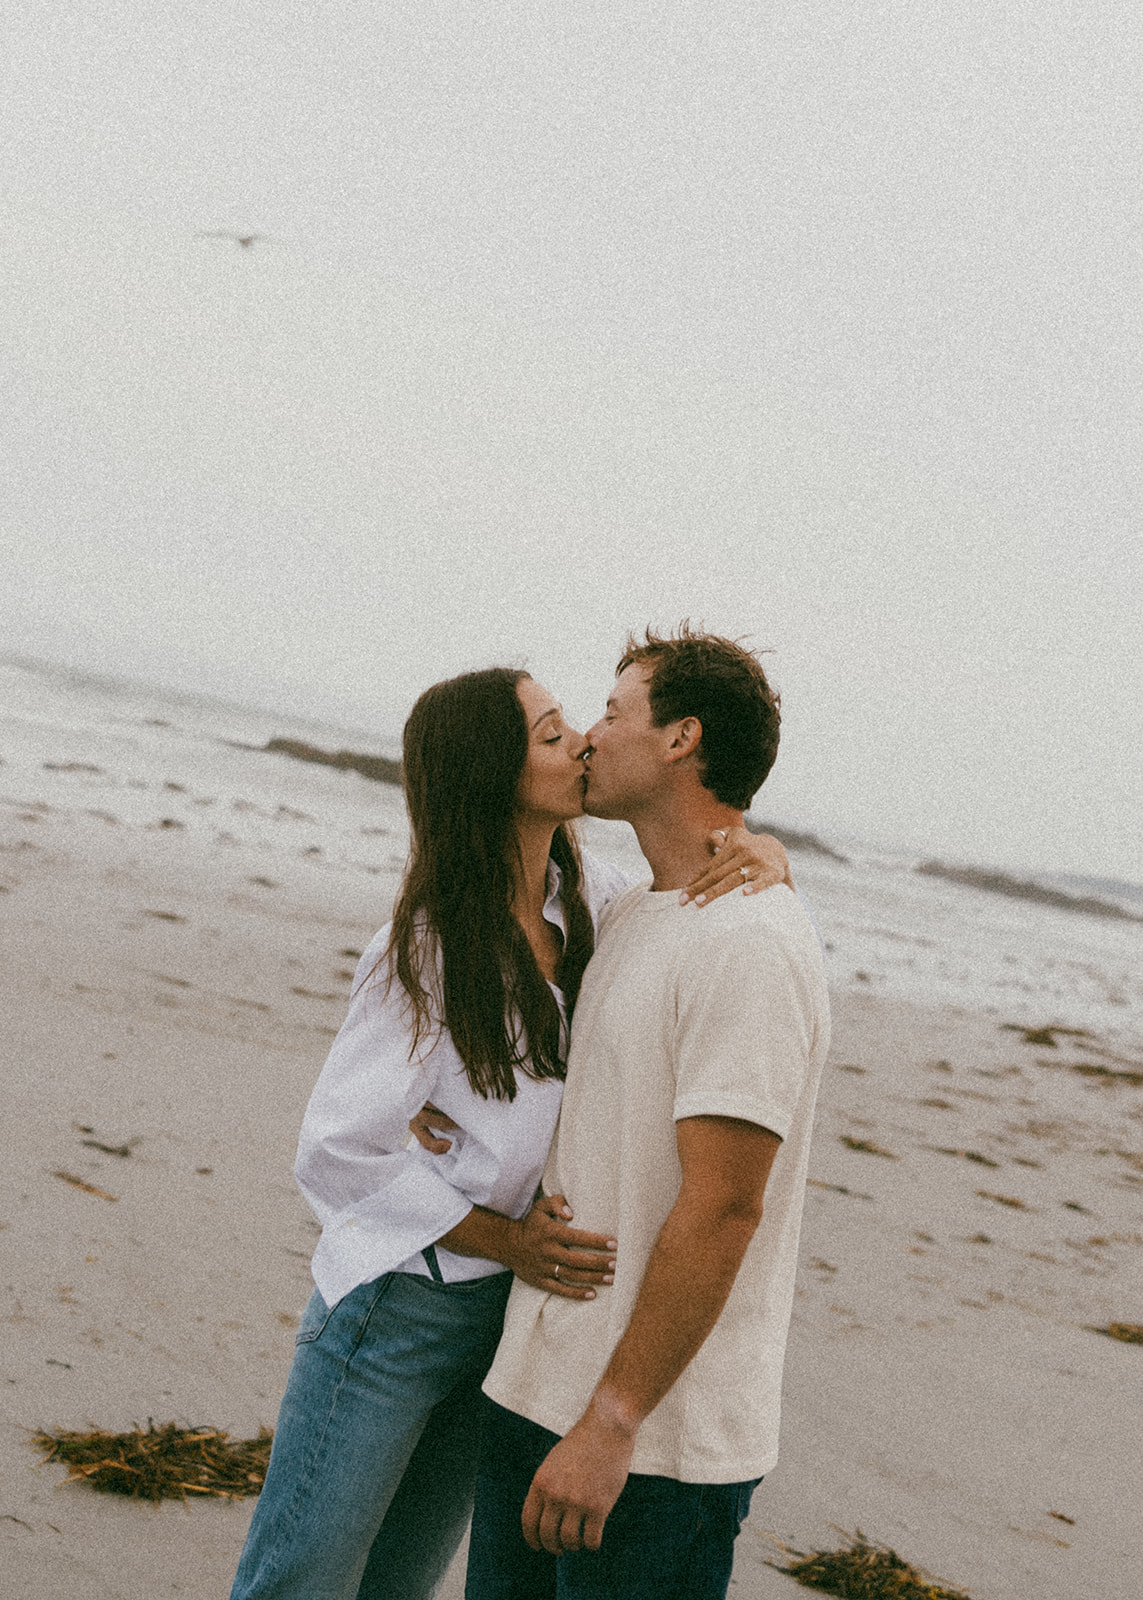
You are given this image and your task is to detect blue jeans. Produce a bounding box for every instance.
[465,1402,761,1600]
[230,1268,512,1600]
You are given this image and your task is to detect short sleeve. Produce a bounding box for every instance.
[671,921,819,1140]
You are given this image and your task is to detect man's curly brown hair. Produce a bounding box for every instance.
[617,623,780,810]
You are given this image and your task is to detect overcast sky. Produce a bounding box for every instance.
[3,2,1141,881]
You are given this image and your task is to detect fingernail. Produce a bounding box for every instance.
[607,1259,616,1270]
[694,894,706,906]
[607,1241,618,1251]
[603,1275,613,1285]
[678,891,689,905]
[561,1207,573,1218]
[743,883,755,895]
[585,1290,596,1299]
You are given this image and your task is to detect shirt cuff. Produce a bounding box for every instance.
[309,1158,478,1307]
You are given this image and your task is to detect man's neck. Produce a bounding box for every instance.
[630,799,746,893]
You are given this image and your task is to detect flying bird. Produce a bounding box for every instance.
[196,231,267,249]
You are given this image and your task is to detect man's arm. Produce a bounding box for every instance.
[521,1114,781,1556]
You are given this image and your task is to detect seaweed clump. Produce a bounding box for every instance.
[33,1421,273,1502]
[1089,1322,1143,1345]
[769,1530,971,1599]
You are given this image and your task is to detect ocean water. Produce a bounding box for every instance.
[3,653,1140,1050]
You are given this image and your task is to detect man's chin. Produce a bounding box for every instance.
[582,784,617,821]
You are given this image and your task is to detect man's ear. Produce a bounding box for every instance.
[664,717,703,765]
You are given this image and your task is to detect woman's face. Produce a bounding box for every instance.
[515,678,589,825]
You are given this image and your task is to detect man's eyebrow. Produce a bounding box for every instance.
[530,703,562,731]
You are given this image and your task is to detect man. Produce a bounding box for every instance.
[465,626,831,1600]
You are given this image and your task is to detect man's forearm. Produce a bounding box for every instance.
[585,1194,760,1434]
[519,1117,779,1553]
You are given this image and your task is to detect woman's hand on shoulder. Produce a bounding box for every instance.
[409,1102,459,1155]
[680,826,794,907]
[506,1195,617,1302]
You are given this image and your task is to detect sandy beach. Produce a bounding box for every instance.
[2,660,1141,1599]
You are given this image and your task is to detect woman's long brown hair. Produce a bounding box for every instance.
[379,668,595,1100]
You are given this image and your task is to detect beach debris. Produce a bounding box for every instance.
[1002,1023,1094,1048]
[291,986,339,1001]
[839,1136,897,1159]
[143,909,186,923]
[80,1138,135,1158]
[43,761,104,774]
[768,1529,971,1598]
[929,1147,1000,1168]
[1049,1511,1076,1524]
[1062,1061,1143,1089]
[975,1190,1028,1210]
[1088,1322,1143,1344]
[32,1421,274,1501]
[52,1171,118,1202]
[807,1180,873,1200]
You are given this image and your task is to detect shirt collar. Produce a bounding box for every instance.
[543,858,567,937]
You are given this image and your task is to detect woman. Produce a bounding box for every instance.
[230,668,787,1600]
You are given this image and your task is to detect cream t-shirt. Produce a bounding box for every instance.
[483,880,831,1483]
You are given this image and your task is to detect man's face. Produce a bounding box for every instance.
[583,665,667,821]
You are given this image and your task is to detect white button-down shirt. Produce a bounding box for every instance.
[295,852,630,1305]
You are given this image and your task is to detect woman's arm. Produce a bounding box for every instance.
[406,1104,617,1301]
[439,1194,616,1302]
[680,826,792,906]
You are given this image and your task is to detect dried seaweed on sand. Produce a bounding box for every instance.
[1088,1322,1143,1345]
[768,1530,971,1599]
[33,1421,273,1501]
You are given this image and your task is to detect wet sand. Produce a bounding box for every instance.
[2,741,1141,1598]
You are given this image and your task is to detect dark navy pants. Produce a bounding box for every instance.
[465,1401,761,1600]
